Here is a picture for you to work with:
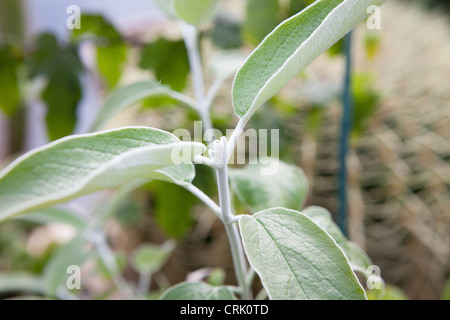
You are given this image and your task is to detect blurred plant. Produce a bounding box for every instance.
[71,14,129,91]
[0,13,129,142]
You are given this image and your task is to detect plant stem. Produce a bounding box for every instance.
[214,137,252,300]
[89,228,135,299]
[338,31,353,237]
[169,90,199,111]
[224,222,252,300]
[202,77,224,114]
[179,21,214,133]
[180,19,251,300]
[226,118,246,162]
[200,77,224,142]
[199,109,214,137]
[180,22,205,102]
[137,272,152,297]
[215,146,234,225]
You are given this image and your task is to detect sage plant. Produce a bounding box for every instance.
[0,0,385,300]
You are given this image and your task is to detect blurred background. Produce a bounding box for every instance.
[0,0,449,300]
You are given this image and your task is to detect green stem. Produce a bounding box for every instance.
[226,118,246,162]
[89,228,135,299]
[184,183,221,219]
[137,272,152,297]
[180,18,251,300]
[179,21,215,135]
[180,22,205,103]
[214,137,252,300]
[223,222,252,300]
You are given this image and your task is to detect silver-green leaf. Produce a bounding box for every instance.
[0,127,205,221]
[302,206,372,273]
[302,206,385,292]
[149,164,196,187]
[239,207,366,300]
[232,0,385,121]
[90,81,196,132]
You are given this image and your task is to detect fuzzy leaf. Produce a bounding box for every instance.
[302,206,372,273]
[90,81,196,132]
[239,207,366,300]
[233,0,385,121]
[0,127,205,221]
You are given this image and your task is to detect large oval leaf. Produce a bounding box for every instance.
[301,206,384,292]
[232,0,385,121]
[160,281,235,300]
[239,207,366,300]
[0,127,205,221]
[302,206,372,273]
[150,164,196,187]
[229,159,308,213]
[90,81,196,132]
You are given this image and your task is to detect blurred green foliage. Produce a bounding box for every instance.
[351,72,381,139]
[71,14,128,90]
[441,279,450,300]
[0,0,391,300]
[27,33,83,141]
[209,14,243,49]
[0,45,22,116]
[139,38,190,92]
[147,181,198,239]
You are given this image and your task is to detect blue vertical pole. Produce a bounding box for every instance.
[338,31,353,237]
